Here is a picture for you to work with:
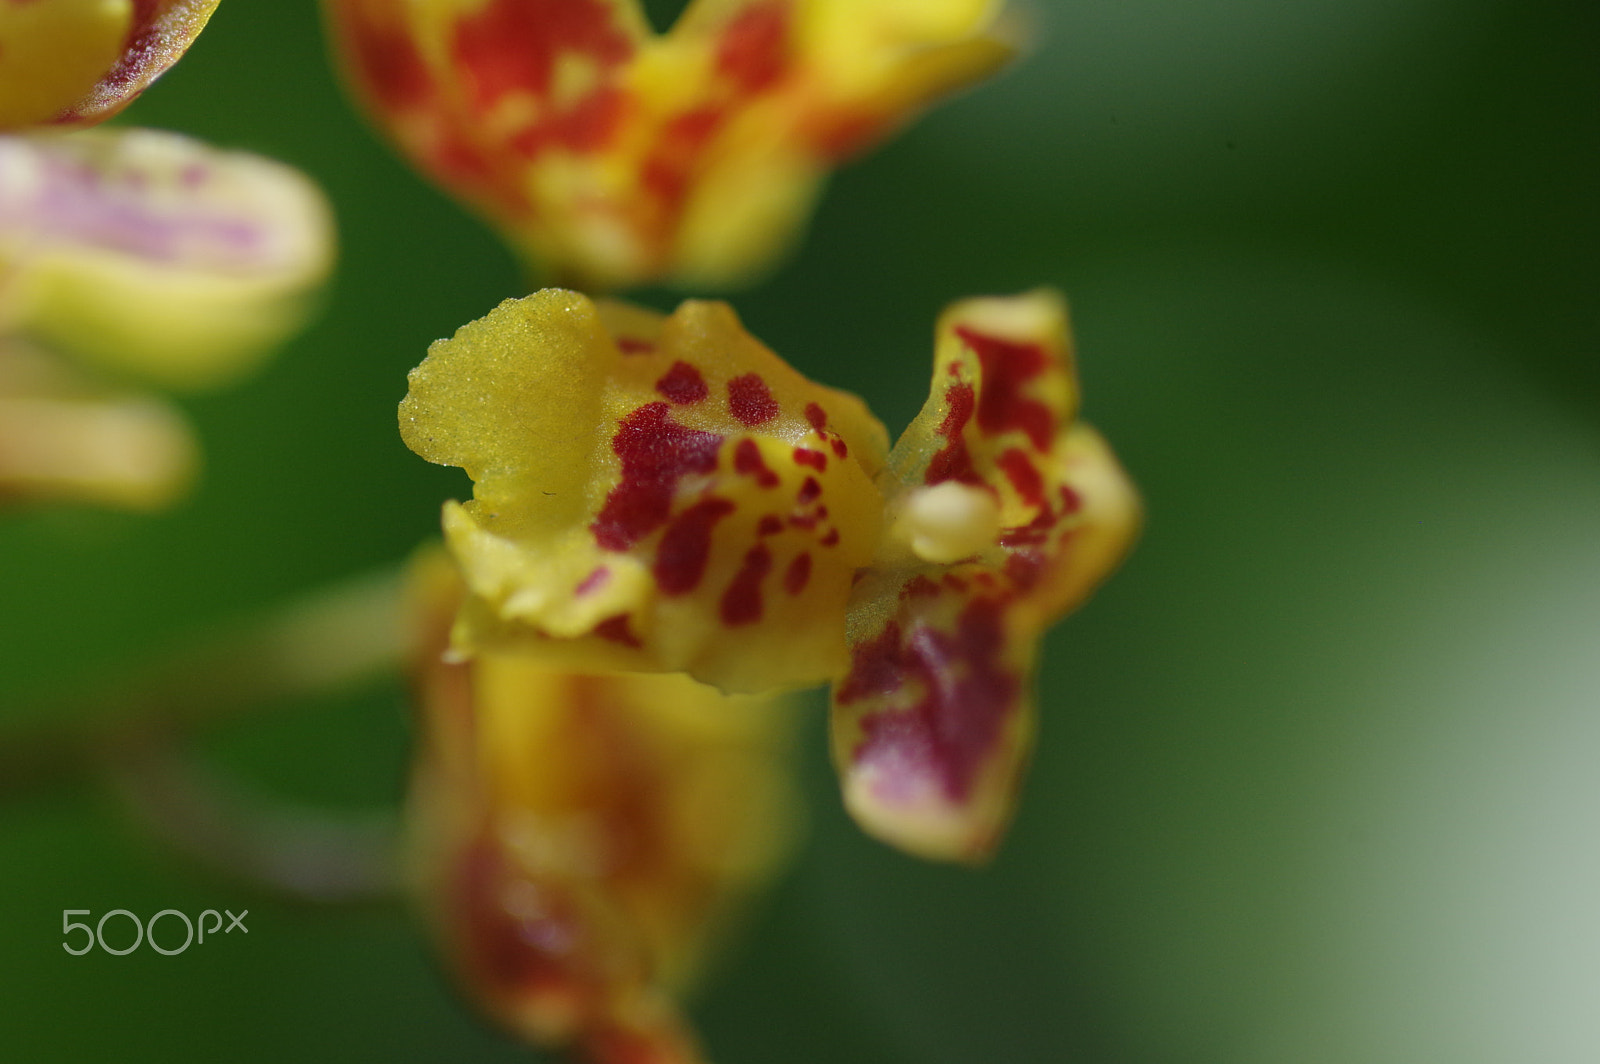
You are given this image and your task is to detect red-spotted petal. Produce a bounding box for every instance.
[323,0,1015,288]
[831,291,1140,861]
[405,549,796,1061]
[400,289,889,694]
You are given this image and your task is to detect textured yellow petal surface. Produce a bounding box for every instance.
[0,128,334,388]
[324,0,1015,288]
[0,0,132,129]
[401,289,888,694]
[406,549,796,1061]
[831,291,1140,862]
[0,0,220,130]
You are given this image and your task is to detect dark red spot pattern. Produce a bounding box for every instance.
[616,337,655,354]
[784,552,812,595]
[341,10,433,111]
[954,326,1056,451]
[796,477,821,505]
[996,447,1045,507]
[654,361,707,404]
[793,447,827,471]
[716,2,790,93]
[804,402,828,431]
[924,382,980,486]
[640,106,726,216]
[592,403,722,551]
[451,0,634,156]
[727,374,779,426]
[820,528,840,547]
[594,613,641,647]
[653,499,734,595]
[756,514,784,536]
[720,544,773,625]
[839,598,1019,801]
[733,439,779,488]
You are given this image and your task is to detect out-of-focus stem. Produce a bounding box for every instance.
[0,565,411,900]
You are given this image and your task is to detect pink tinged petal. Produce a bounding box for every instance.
[832,291,1139,862]
[0,128,334,387]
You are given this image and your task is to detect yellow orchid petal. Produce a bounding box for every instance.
[400,288,888,694]
[323,0,1015,289]
[831,291,1141,862]
[0,128,334,389]
[0,0,220,131]
[406,549,797,1062]
[0,340,195,509]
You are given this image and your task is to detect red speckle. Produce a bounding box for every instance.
[594,613,641,647]
[1004,551,1047,590]
[975,572,996,588]
[616,337,655,354]
[756,514,784,536]
[788,512,819,531]
[733,439,780,488]
[592,403,723,551]
[846,598,1020,801]
[784,552,812,595]
[820,528,840,547]
[797,477,821,504]
[804,402,828,431]
[451,0,634,155]
[1059,485,1083,514]
[575,567,610,596]
[453,835,582,996]
[836,622,909,704]
[793,447,827,471]
[728,374,779,426]
[831,437,849,459]
[954,326,1056,451]
[901,575,941,599]
[942,574,969,592]
[654,499,734,595]
[340,11,433,111]
[716,2,789,93]
[925,382,981,486]
[452,0,630,107]
[640,106,726,215]
[997,448,1045,507]
[720,544,772,625]
[655,361,708,404]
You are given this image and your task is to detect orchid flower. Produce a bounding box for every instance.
[323,0,1016,289]
[406,548,797,1064]
[401,288,1139,861]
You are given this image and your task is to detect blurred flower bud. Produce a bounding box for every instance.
[405,549,798,1062]
[324,0,1016,289]
[0,127,334,389]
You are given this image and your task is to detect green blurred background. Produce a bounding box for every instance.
[3,0,1596,1060]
